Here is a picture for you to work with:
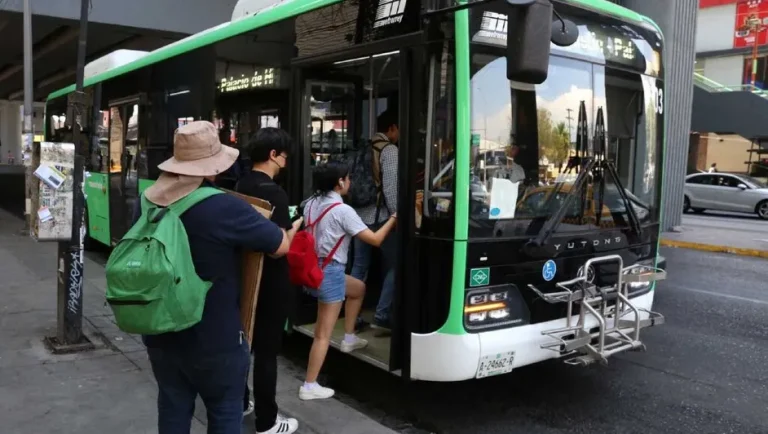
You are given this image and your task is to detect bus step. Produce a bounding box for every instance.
[527,254,667,366]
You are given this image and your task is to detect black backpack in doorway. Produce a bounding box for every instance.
[332,137,392,208]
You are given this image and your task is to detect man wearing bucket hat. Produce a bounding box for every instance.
[134,121,293,433]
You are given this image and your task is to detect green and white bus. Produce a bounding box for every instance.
[45,0,667,381]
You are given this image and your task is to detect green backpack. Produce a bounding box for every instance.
[105,187,223,335]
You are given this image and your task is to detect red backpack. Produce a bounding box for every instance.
[287,201,344,289]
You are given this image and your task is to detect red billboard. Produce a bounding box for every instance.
[700,0,739,7]
[734,0,768,48]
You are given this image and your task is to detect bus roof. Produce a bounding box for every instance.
[46,0,661,102]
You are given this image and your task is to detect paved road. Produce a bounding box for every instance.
[664,212,768,251]
[280,248,768,434]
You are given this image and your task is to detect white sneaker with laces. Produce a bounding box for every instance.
[257,415,299,434]
[340,336,368,353]
[299,384,335,400]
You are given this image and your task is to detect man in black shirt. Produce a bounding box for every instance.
[236,128,301,434]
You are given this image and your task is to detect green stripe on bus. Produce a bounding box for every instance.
[439,4,471,336]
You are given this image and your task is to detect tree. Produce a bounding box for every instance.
[537,108,571,168]
[549,122,571,168]
[537,108,554,159]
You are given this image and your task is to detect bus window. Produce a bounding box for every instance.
[420,39,456,237]
[300,52,400,198]
[93,109,110,173]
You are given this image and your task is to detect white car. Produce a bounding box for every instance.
[684,172,768,220]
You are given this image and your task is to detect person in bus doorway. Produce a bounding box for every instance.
[300,162,397,400]
[350,110,399,331]
[134,121,292,434]
[235,128,303,434]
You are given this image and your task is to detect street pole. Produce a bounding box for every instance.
[751,22,759,87]
[52,0,92,351]
[22,0,34,234]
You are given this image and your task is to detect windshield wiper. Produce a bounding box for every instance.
[526,156,595,250]
[601,160,642,236]
[525,157,642,253]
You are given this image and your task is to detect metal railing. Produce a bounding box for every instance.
[694,72,768,98]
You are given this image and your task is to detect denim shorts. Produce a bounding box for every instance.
[305,259,346,304]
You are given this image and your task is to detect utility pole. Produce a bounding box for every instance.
[50,0,93,352]
[565,108,574,147]
[748,15,766,88]
[22,0,34,235]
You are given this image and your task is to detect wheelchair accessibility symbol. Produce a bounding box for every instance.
[542,260,557,282]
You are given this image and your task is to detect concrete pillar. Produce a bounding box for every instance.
[619,0,699,231]
[0,102,22,165]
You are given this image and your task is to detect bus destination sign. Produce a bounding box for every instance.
[471,11,650,72]
[218,67,282,93]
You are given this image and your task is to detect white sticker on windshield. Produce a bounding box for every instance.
[489,178,519,220]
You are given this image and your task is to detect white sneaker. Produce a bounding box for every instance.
[340,336,368,353]
[299,384,335,400]
[257,415,299,434]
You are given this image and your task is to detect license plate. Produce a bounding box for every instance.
[475,351,515,379]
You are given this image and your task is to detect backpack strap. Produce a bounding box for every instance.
[305,201,344,269]
[169,187,224,215]
[305,202,342,229]
[321,237,345,270]
[372,141,395,222]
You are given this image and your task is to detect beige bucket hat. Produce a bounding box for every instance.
[158,121,239,177]
[144,121,239,206]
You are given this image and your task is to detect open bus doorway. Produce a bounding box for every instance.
[213,88,290,190]
[291,50,404,372]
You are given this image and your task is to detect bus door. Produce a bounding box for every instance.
[107,97,142,244]
[289,47,419,375]
[289,70,363,327]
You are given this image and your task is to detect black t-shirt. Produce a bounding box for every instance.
[235,171,293,324]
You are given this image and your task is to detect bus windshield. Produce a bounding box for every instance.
[466,44,662,238]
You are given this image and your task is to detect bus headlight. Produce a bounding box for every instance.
[623,260,656,294]
[464,286,522,331]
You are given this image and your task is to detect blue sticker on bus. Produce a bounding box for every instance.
[542,260,557,282]
[489,208,500,217]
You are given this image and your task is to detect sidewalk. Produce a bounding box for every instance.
[661,214,768,259]
[0,209,397,434]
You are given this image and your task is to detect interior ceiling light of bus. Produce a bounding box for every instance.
[333,51,399,66]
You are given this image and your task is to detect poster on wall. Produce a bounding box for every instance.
[33,142,75,241]
[734,0,768,48]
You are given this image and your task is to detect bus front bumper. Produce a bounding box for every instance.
[410,290,657,382]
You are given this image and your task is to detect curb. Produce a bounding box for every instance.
[660,239,768,259]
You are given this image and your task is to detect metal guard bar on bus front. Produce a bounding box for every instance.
[527,254,666,366]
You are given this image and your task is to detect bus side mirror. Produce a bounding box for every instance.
[505,0,579,84]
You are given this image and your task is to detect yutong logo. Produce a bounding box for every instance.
[553,236,623,252]
[373,0,407,28]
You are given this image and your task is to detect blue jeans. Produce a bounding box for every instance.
[147,340,250,434]
[350,223,396,324]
